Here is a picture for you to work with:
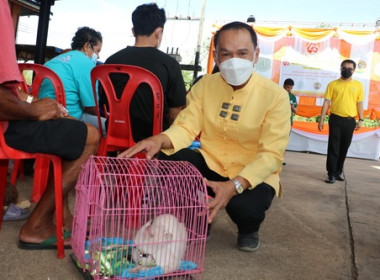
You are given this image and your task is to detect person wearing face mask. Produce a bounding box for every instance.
[117,21,291,252]
[104,3,186,142]
[39,26,106,135]
[318,59,364,184]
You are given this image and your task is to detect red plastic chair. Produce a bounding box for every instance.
[11,63,66,203]
[91,64,163,228]
[91,64,163,157]
[0,122,65,258]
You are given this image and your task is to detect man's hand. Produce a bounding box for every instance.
[355,120,363,130]
[117,134,172,160]
[318,100,330,132]
[206,178,236,223]
[0,85,68,121]
[31,98,68,121]
[318,120,324,131]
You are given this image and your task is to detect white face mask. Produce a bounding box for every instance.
[91,53,98,65]
[219,57,254,86]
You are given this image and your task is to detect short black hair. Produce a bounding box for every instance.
[341,59,356,70]
[132,3,166,36]
[213,21,257,49]
[284,78,294,86]
[71,26,102,50]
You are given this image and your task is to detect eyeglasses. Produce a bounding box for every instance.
[342,67,354,72]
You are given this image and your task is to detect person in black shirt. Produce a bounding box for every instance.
[105,3,187,142]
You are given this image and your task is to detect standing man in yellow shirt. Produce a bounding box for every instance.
[318,59,364,184]
[118,21,290,252]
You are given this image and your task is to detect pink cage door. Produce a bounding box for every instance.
[71,156,209,280]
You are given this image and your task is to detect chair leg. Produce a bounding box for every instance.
[126,159,146,229]
[0,159,9,229]
[97,139,107,157]
[10,159,24,186]
[52,157,64,259]
[31,158,50,203]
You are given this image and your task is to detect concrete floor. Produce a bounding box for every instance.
[1,151,379,280]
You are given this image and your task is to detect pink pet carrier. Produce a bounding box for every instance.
[71,156,208,280]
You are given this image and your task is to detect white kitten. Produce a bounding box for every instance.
[131,214,187,274]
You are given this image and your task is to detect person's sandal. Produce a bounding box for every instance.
[2,203,31,221]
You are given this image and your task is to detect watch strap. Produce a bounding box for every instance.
[232,179,244,194]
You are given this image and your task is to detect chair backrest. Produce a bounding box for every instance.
[18,63,66,106]
[91,64,163,154]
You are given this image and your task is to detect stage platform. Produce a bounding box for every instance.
[287,122,380,160]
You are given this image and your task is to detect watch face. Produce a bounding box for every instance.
[233,179,244,194]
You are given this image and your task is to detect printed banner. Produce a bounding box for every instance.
[208,26,380,112]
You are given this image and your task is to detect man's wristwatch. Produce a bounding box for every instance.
[232,179,244,194]
[358,119,364,122]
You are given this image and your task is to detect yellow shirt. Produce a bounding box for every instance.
[324,78,364,117]
[162,72,290,197]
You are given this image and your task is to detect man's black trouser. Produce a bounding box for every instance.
[160,148,275,234]
[326,114,356,177]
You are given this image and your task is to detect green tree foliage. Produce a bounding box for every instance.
[181,35,212,91]
[181,70,193,91]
